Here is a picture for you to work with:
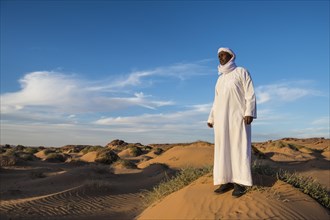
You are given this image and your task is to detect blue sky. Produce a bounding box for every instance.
[1,0,329,146]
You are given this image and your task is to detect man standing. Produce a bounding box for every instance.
[208,47,257,197]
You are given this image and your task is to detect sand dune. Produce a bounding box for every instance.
[138,175,329,220]
[79,151,98,162]
[138,141,214,169]
[1,138,329,219]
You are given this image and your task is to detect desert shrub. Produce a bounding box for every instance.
[80,146,104,154]
[43,149,55,155]
[95,149,119,164]
[142,166,212,205]
[3,149,17,157]
[154,148,164,155]
[23,147,39,154]
[15,145,25,151]
[276,169,329,208]
[0,148,6,154]
[129,146,143,157]
[0,155,18,166]
[4,144,11,148]
[17,152,35,161]
[142,146,152,151]
[115,159,137,169]
[38,146,46,151]
[106,139,128,150]
[45,153,66,162]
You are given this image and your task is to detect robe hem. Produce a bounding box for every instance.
[214,178,252,187]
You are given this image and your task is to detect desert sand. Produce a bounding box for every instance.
[0,138,329,220]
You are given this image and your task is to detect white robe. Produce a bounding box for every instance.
[208,67,257,186]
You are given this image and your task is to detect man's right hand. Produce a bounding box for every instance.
[207,122,213,128]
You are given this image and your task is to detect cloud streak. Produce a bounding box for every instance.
[94,104,211,127]
[255,80,323,104]
[88,60,212,91]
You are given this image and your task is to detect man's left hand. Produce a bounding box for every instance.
[244,116,253,125]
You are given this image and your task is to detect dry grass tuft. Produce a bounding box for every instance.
[141,166,212,206]
[252,161,330,208]
[276,169,330,208]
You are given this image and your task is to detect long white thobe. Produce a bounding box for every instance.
[208,67,257,186]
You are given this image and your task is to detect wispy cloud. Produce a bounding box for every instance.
[1,60,211,116]
[88,60,212,91]
[311,116,329,126]
[94,104,211,127]
[255,80,323,104]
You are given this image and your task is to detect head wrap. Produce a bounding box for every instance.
[217,47,237,75]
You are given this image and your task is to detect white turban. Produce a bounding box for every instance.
[217,47,236,59]
[217,47,237,75]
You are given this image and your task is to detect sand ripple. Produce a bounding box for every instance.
[0,185,140,219]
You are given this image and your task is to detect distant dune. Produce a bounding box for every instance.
[0,138,329,219]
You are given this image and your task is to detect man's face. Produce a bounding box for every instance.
[218,51,233,65]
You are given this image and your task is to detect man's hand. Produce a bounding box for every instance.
[244,116,253,125]
[207,122,213,128]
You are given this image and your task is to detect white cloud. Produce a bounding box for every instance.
[94,104,212,127]
[0,71,175,116]
[255,80,323,104]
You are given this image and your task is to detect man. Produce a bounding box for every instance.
[208,47,257,197]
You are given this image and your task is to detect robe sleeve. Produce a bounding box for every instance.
[242,69,257,118]
[208,104,214,124]
[207,83,218,124]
